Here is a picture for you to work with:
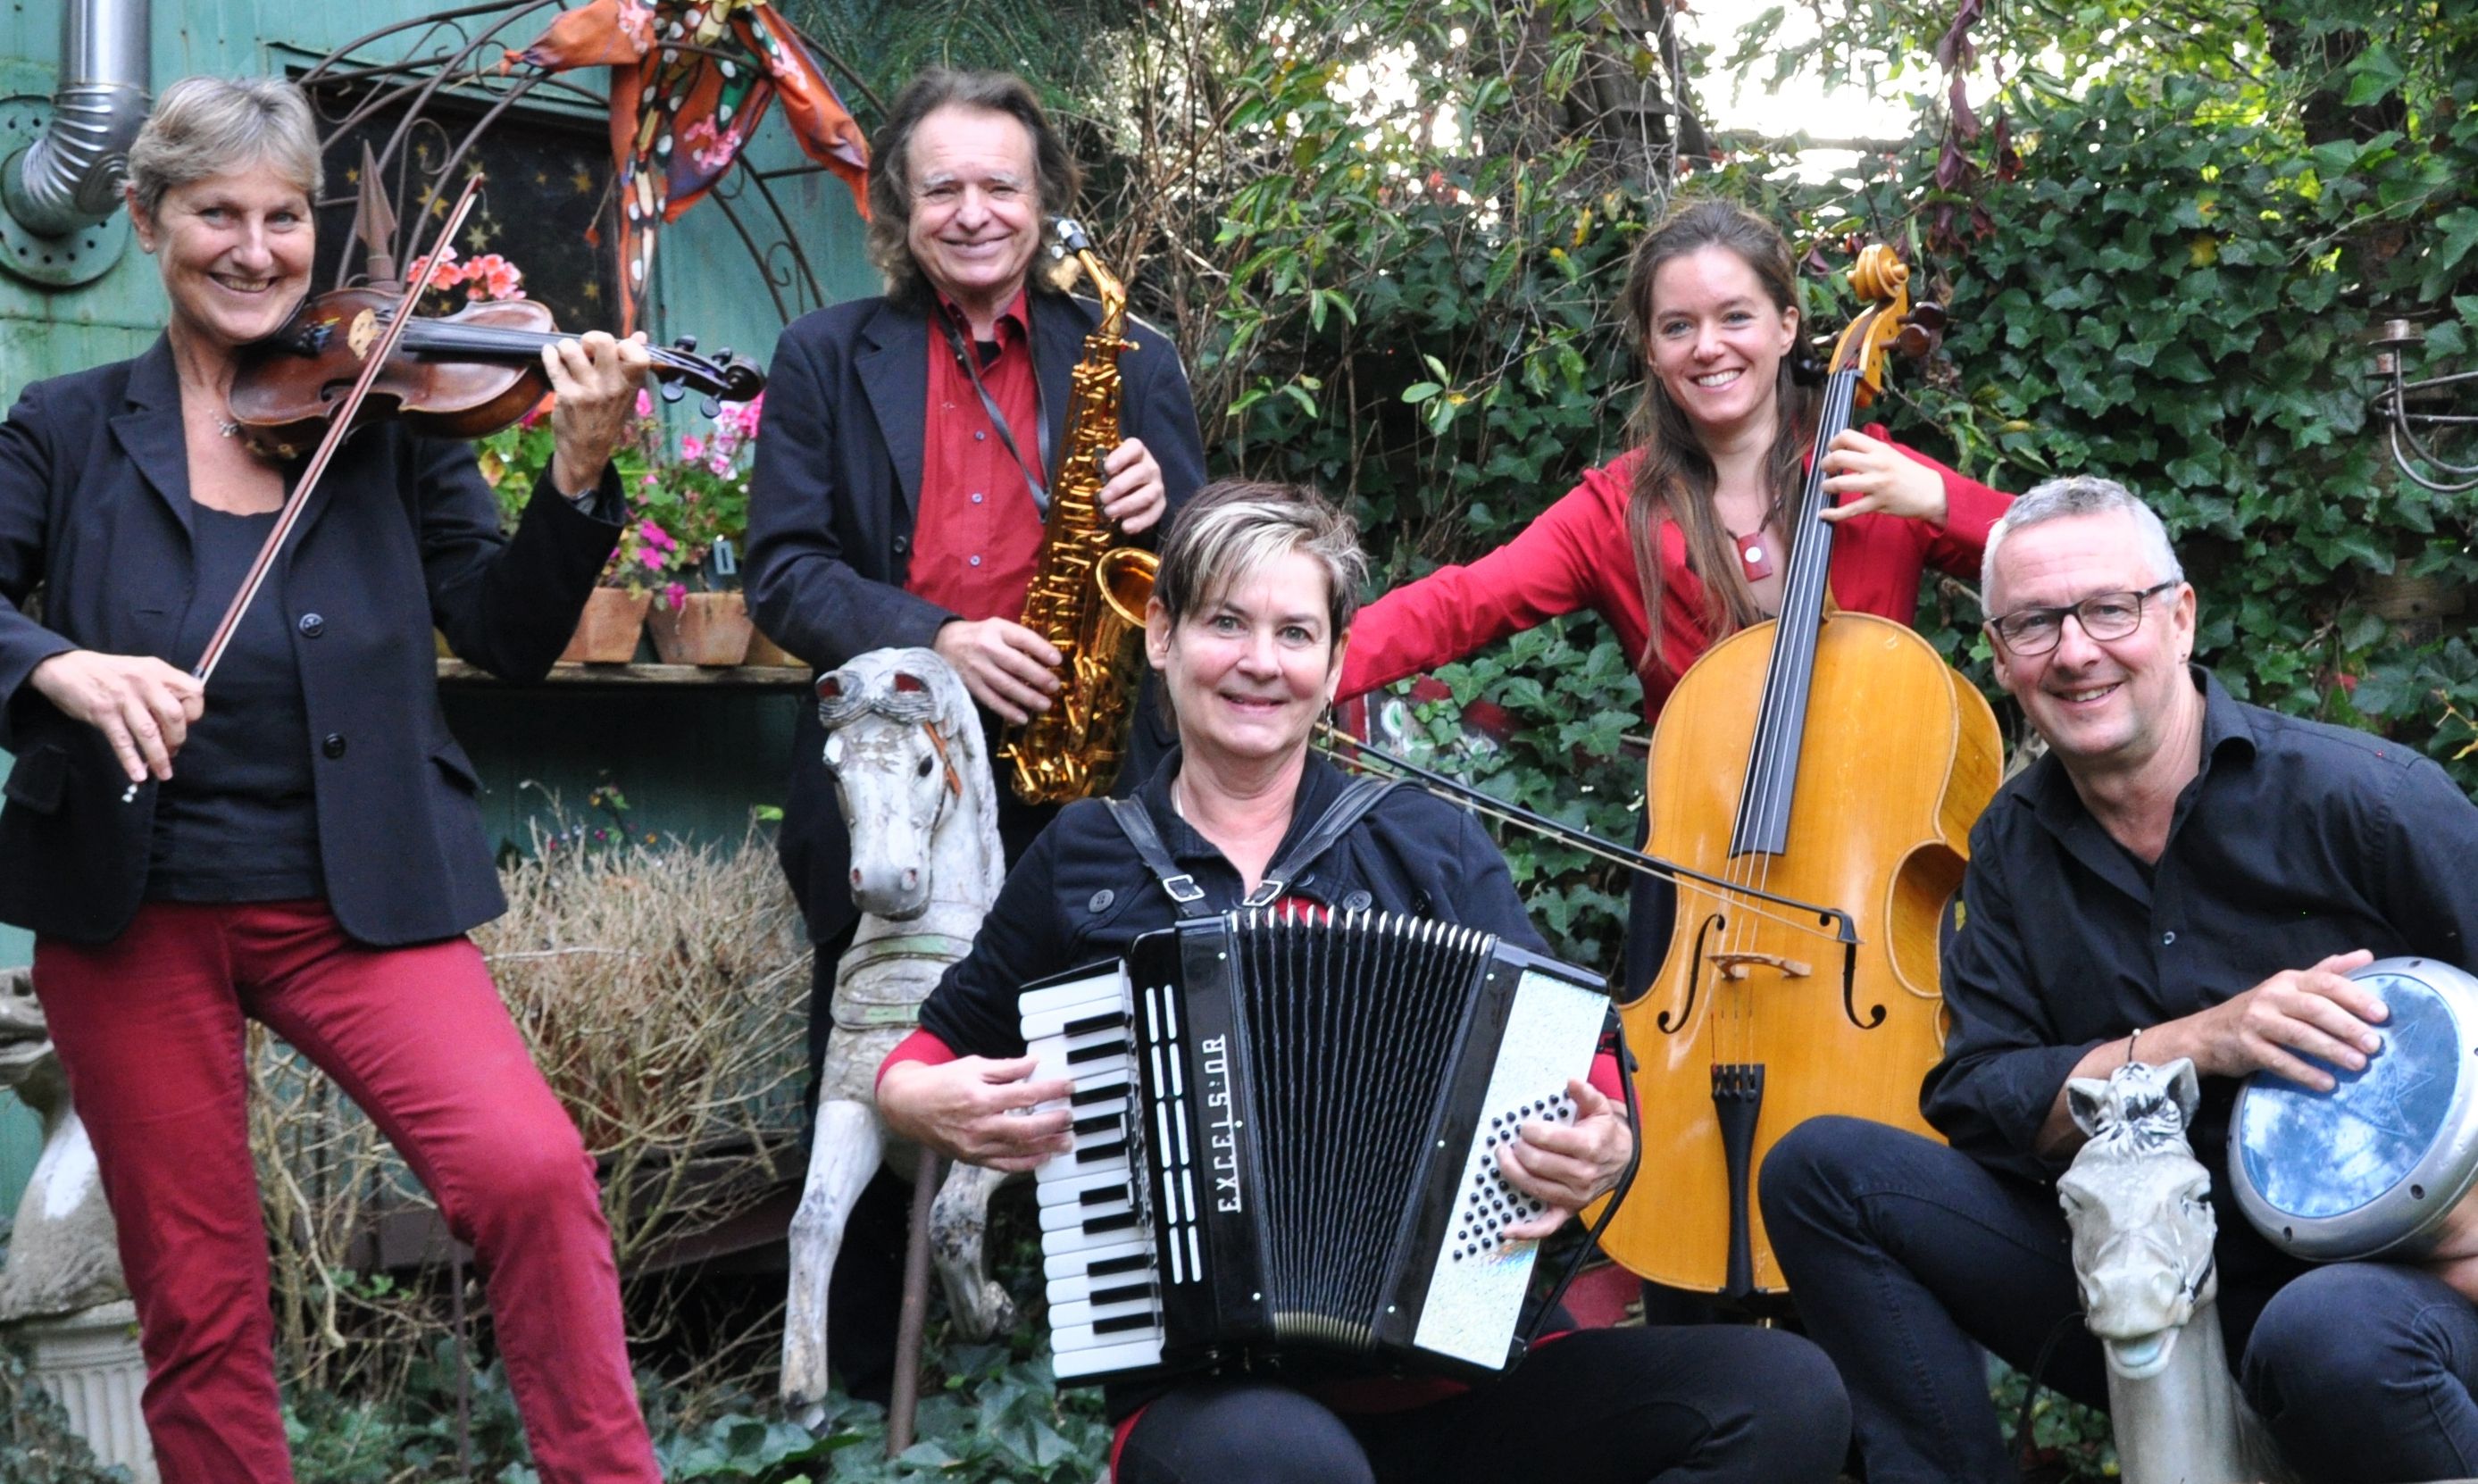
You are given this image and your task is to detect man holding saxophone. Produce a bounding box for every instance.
[745,65,1207,1396]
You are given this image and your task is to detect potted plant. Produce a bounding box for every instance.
[642,396,763,666]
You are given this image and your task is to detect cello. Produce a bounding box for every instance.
[1593,245,2002,1300]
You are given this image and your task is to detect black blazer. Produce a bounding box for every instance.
[745,288,1208,941]
[0,338,622,946]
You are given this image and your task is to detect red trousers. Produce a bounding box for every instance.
[33,901,660,1484]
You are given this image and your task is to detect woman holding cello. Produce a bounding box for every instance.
[1338,197,2014,1300]
[1341,198,2007,965]
[0,78,661,1482]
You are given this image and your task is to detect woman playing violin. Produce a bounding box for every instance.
[1337,197,2013,995]
[0,78,658,1483]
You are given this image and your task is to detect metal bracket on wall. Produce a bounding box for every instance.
[0,98,129,289]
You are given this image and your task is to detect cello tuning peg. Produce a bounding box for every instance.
[1897,324,1936,359]
[701,396,723,420]
[715,347,734,369]
[1906,301,1949,333]
[673,333,698,354]
[660,379,687,404]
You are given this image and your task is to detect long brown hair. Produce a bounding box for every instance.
[864,69,1083,308]
[1618,198,1818,680]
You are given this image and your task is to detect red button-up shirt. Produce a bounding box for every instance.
[910,290,1047,622]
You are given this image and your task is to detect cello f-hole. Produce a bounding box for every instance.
[1660,913,1727,1033]
[1840,950,1885,1030]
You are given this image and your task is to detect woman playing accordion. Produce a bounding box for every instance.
[876,480,1848,1484]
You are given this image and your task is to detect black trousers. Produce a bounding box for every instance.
[1113,1327,1848,1484]
[1762,1114,2478,1484]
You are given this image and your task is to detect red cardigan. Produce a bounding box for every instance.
[1337,429,2011,727]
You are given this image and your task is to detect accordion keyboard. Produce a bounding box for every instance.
[1022,968,1166,1380]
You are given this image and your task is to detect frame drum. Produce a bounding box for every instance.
[2230,956,2478,1261]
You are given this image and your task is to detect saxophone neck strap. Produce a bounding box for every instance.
[1106,777,1405,918]
[935,303,1053,520]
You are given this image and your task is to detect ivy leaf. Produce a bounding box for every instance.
[2342,44,2406,107]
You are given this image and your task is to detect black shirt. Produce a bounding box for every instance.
[146,505,321,902]
[1923,665,2478,1288]
[918,746,1550,1061]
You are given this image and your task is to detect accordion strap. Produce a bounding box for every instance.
[1106,777,1403,917]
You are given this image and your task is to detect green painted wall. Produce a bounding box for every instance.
[0,1,877,1215]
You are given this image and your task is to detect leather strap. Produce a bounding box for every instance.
[1105,796,1208,916]
[1105,777,1404,917]
[935,306,1053,519]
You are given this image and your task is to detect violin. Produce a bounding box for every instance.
[225,284,765,462]
[118,176,747,803]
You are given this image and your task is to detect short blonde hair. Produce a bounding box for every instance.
[126,76,322,221]
[1153,480,1367,642]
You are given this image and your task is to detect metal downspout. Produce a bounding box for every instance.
[4,0,151,238]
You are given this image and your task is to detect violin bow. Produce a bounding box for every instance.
[121,173,487,804]
[1312,723,1859,948]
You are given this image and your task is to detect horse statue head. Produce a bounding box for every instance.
[814,648,1001,921]
[2059,1056,2216,1380]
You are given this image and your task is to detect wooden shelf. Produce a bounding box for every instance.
[437,659,813,690]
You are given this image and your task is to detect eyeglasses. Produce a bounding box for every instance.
[1986,581,2180,656]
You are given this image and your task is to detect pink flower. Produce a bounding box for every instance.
[663,581,688,611]
[639,547,666,571]
[680,433,706,463]
[634,389,655,420]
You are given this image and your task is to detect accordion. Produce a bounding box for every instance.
[1020,909,1612,1387]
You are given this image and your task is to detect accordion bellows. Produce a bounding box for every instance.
[1022,909,1609,1388]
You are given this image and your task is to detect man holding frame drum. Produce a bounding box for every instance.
[1759,474,2478,1484]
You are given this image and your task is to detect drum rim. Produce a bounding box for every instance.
[2229,955,2478,1262]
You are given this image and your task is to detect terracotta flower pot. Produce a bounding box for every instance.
[646,590,755,666]
[743,629,810,669]
[561,588,653,664]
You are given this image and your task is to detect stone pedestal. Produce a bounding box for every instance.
[19,1299,155,1483]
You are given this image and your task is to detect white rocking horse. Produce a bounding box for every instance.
[2061,1057,2294,1484]
[782,648,1014,1426]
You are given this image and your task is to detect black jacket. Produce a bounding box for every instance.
[745,288,1208,942]
[0,338,622,946]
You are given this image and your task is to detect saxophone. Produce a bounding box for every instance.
[998,219,1158,805]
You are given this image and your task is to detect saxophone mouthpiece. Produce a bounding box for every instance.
[1053,217,1093,258]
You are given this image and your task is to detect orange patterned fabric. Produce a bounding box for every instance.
[512,0,871,329]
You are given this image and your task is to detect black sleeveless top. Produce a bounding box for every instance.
[145,505,322,902]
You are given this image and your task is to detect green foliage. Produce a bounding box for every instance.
[1808,2,2478,787]
[0,1342,127,1484]
[1990,1358,2118,1482]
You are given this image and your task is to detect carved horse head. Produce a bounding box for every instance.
[0,968,60,1117]
[815,648,999,921]
[2058,1057,2217,1380]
